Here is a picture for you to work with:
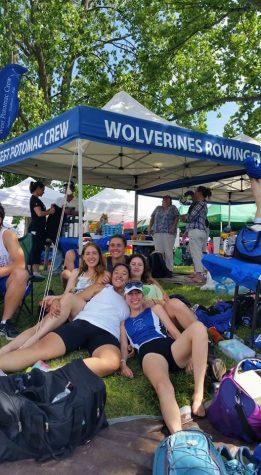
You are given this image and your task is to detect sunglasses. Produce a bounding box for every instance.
[124,281,143,291]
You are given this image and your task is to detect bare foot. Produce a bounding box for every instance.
[192,395,206,418]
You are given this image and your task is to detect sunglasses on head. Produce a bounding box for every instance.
[124,281,143,290]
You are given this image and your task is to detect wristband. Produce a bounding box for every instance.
[120,359,126,364]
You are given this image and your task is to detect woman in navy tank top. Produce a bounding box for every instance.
[120,281,208,435]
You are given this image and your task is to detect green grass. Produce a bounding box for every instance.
[0,267,259,419]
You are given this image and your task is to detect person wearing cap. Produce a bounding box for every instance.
[0,263,130,375]
[148,195,179,273]
[120,281,208,434]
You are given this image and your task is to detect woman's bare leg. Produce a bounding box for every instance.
[142,353,182,434]
[0,294,86,354]
[0,325,38,354]
[0,332,66,373]
[83,344,121,377]
[171,321,208,416]
[164,298,196,329]
[21,294,86,349]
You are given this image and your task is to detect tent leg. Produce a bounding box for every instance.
[77,139,83,253]
[134,192,138,236]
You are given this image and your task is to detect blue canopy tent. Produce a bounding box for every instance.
[0,97,260,245]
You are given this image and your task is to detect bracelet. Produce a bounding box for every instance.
[120,359,126,364]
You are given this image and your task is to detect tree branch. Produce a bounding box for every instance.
[170,94,261,119]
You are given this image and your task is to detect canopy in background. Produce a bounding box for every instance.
[84,188,176,223]
[0,177,63,217]
[179,202,256,225]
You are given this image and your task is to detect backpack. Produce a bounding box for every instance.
[234,226,261,264]
[148,251,172,278]
[0,359,107,462]
[153,429,227,474]
[207,358,261,443]
[235,294,261,328]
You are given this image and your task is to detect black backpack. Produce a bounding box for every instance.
[0,359,107,462]
[235,294,261,327]
[148,251,172,278]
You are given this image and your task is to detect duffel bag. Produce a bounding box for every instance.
[234,226,261,263]
[0,359,107,462]
[207,358,261,442]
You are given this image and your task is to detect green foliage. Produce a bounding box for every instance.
[0,0,259,142]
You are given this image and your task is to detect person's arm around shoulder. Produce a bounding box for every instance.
[120,321,134,378]
[152,303,181,341]
[1,230,27,278]
[78,280,104,301]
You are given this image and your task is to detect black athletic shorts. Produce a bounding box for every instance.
[53,319,120,355]
[138,337,182,372]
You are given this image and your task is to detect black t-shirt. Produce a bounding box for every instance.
[29,195,46,232]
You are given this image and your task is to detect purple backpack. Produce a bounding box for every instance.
[207,358,261,442]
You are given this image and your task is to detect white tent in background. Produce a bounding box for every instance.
[0,177,63,217]
[84,188,176,223]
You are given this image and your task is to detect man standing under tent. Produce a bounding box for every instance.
[148,195,179,273]
[0,204,28,340]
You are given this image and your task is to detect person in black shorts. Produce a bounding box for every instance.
[120,281,208,434]
[28,181,55,277]
[0,264,130,377]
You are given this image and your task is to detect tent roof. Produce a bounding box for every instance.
[0,177,63,217]
[0,92,259,190]
[84,187,171,222]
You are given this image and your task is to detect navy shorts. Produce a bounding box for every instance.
[138,337,181,372]
[53,319,120,355]
[0,276,8,295]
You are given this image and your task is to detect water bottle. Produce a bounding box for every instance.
[51,382,73,403]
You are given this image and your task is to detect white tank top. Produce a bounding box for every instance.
[0,228,11,268]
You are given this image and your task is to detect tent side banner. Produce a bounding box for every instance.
[79,106,260,165]
[0,107,80,167]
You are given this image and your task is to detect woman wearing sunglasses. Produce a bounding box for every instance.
[120,281,208,434]
[128,254,196,330]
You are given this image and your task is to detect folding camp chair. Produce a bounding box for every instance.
[16,233,45,319]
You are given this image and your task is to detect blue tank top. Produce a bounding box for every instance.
[125,307,166,352]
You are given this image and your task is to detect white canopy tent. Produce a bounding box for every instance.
[84,188,177,223]
[0,177,63,217]
[0,91,260,245]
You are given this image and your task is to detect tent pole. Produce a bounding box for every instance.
[77,139,83,253]
[134,191,138,236]
[228,192,232,226]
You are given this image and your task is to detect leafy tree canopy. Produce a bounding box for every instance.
[0,0,259,146]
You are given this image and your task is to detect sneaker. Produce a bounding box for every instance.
[236,447,258,475]
[218,446,245,475]
[0,320,19,340]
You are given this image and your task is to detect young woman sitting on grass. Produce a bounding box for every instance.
[120,281,208,434]
[0,242,109,353]
[128,254,196,334]
[0,264,130,376]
